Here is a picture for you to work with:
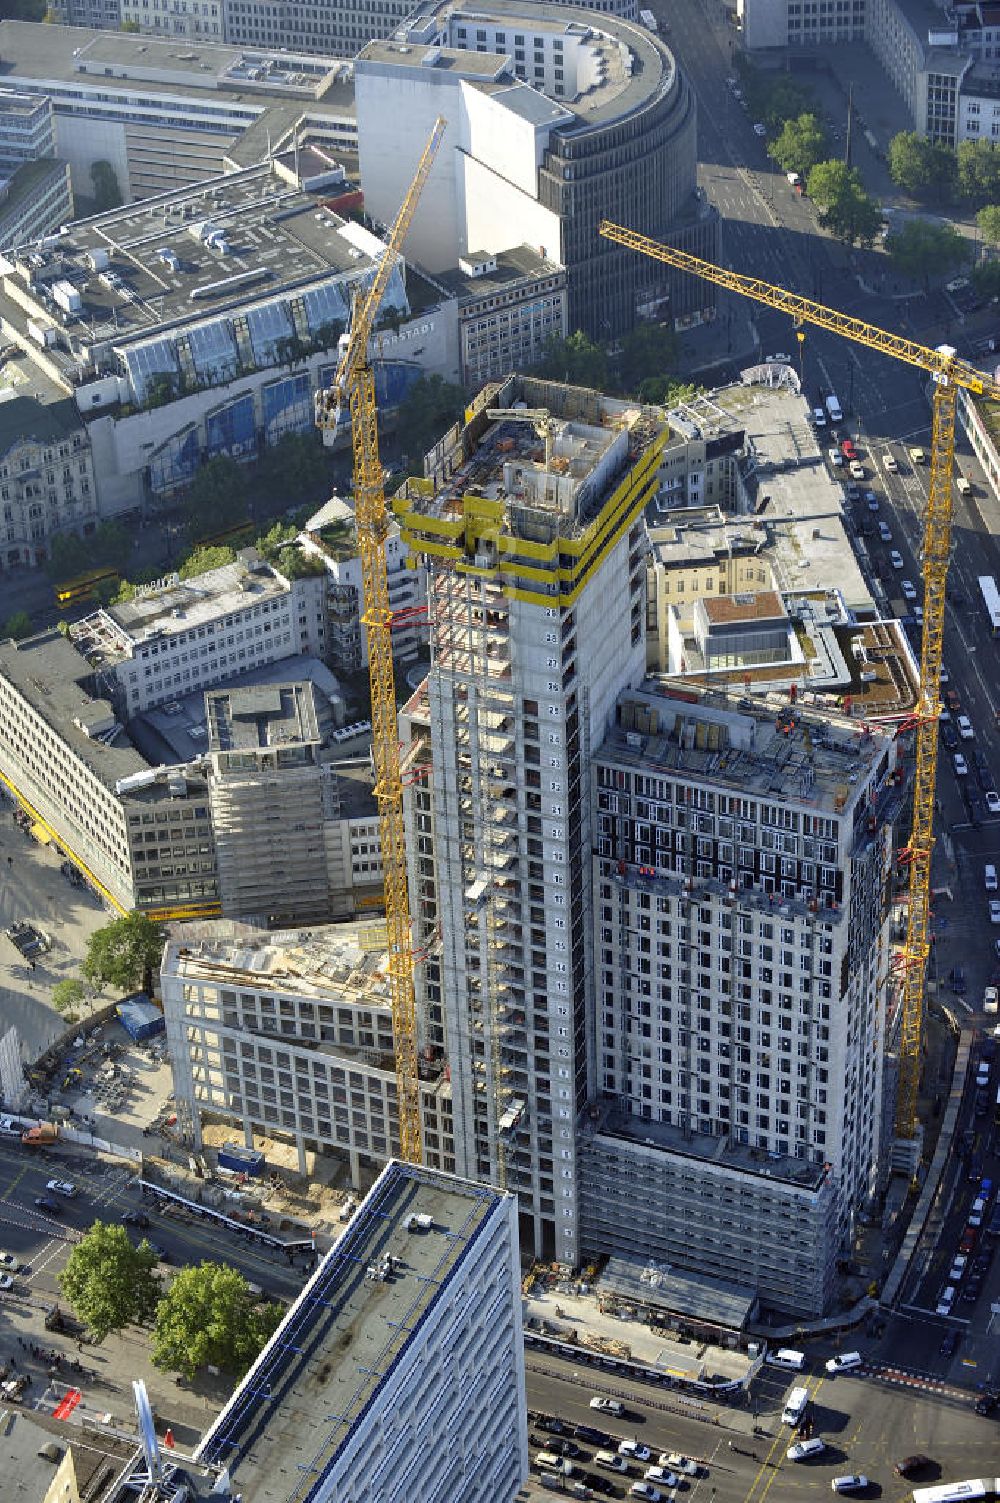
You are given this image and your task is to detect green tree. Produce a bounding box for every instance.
[275,544,325,579]
[184,455,248,534]
[83,912,164,995]
[958,138,1000,206]
[616,322,678,396]
[638,377,703,407]
[52,978,88,1020]
[2,611,33,641]
[90,160,123,214]
[978,204,1000,248]
[886,217,966,283]
[152,1262,283,1380]
[395,375,466,466]
[888,131,957,202]
[59,1222,161,1341]
[972,258,1000,299]
[534,329,608,389]
[258,431,328,503]
[91,521,130,573]
[178,543,236,580]
[770,113,828,179]
[806,160,882,246]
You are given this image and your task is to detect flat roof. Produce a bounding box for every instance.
[701,590,786,625]
[601,681,892,821]
[0,629,146,789]
[196,1162,505,1503]
[598,1253,757,1332]
[93,554,289,650]
[206,681,321,752]
[436,242,564,303]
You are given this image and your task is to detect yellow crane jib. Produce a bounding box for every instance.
[312,117,446,1167]
[599,217,1000,1144]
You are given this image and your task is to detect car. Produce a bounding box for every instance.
[577,1425,611,1446]
[974,1390,999,1415]
[883,451,898,472]
[957,714,974,740]
[939,1330,959,1357]
[46,1180,77,1198]
[990,901,1000,926]
[969,1197,987,1226]
[832,1478,869,1494]
[596,1453,629,1474]
[630,1487,663,1503]
[954,753,969,777]
[940,664,950,683]
[913,605,924,626]
[788,1439,827,1461]
[962,1275,983,1302]
[910,446,926,463]
[619,1441,651,1463]
[973,1251,993,1276]
[995,937,1000,959]
[889,550,904,570]
[645,1468,680,1488]
[878,520,892,542]
[849,460,865,480]
[987,793,1000,816]
[34,1196,62,1214]
[0,1252,16,1269]
[556,1441,583,1459]
[589,1397,623,1416]
[936,1285,956,1315]
[941,722,959,752]
[864,490,879,511]
[121,1210,150,1228]
[660,1455,699,1477]
[538,1417,567,1434]
[894,1456,931,1478]
[949,1254,968,1280]
[825,1351,863,1374]
[981,1177,994,1198]
[841,439,857,459]
[986,866,999,892]
[957,475,973,496]
[753,122,767,136]
[828,446,844,467]
[960,1227,977,1254]
[900,578,917,601]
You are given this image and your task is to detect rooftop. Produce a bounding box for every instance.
[168,915,397,1009]
[597,1253,758,1333]
[0,629,146,790]
[196,1162,506,1503]
[436,242,565,304]
[206,681,322,753]
[0,163,402,398]
[601,681,893,821]
[701,590,786,625]
[0,1406,135,1503]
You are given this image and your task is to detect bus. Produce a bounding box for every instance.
[55,567,120,609]
[912,1481,999,1503]
[978,575,1000,634]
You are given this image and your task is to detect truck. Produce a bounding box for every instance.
[21,1123,58,1146]
[825,393,843,424]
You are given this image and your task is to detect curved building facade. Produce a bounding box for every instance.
[355,0,717,341]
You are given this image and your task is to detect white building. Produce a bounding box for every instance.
[195,1159,527,1503]
[161,919,454,1178]
[71,552,327,720]
[0,382,97,573]
[396,375,667,1266]
[121,0,224,40]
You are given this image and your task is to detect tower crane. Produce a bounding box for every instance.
[599,217,1000,1142]
[314,116,446,1164]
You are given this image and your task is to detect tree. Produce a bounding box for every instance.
[978,204,1000,248]
[178,543,236,580]
[806,160,882,246]
[83,912,164,995]
[394,375,466,466]
[90,160,123,214]
[59,1222,161,1341]
[888,132,956,202]
[2,611,33,641]
[52,978,88,1020]
[258,431,328,502]
[184,455,248,534]
[886,217,966,283]
[958,139,1000,207]
[771,113,828,179]
[973,258,1000,299]
[534,329,608,389]
[638,377,703,407]
[152,1262,283,1380]
[615,322,678,395]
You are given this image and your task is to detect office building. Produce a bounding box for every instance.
[70,552,327,719]
[301,497,428,673]
[223,0,417,58]
[0,160,74,254]
[0,629,218,915]
[195,1160,527,1503]
[437,246,568,392]
[355,0,717,338]
[161,919,454,1177]
[0,158,459,516]
[578,684,896,1315]
[121,0,224,40]
[0,380,97,572]
[0,90,58,175]
[394,374,667,1265]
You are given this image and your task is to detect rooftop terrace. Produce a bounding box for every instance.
[196,1161,504,1503]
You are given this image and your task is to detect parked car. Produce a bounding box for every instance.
[576,1426,612,1446]
[954,753,969,777]
[660,1455,699,1477]
[34,1196,62,1214]
[832,1477,869,1494]
[957,714,974,740]
[121,1210,150,1228]
[894,1456,931,1478]
[890,550,904,570]
[987,793,1000,816]
[45,1180,77,1198]
[990,901,1000,925]
[901,578,917,601]
[828,447,844,467]
[825,1351,863,1375]
[619,1442,651,1463]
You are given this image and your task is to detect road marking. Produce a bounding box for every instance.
[0,1166,26,1200]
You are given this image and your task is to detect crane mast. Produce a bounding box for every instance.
[599,218,999,1141]
[315,117,446,1164]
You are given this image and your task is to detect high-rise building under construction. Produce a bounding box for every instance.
[395,374,667,1264]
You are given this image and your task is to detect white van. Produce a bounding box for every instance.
[768,1348,806,1371]
[781,1385,810,1426]
[824,1351,862,1374]
[537,1454,573,1476]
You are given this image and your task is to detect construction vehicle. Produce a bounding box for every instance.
[314,116,447,1165]
[599,216,1000,1144]
[21,1122,58,1146]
